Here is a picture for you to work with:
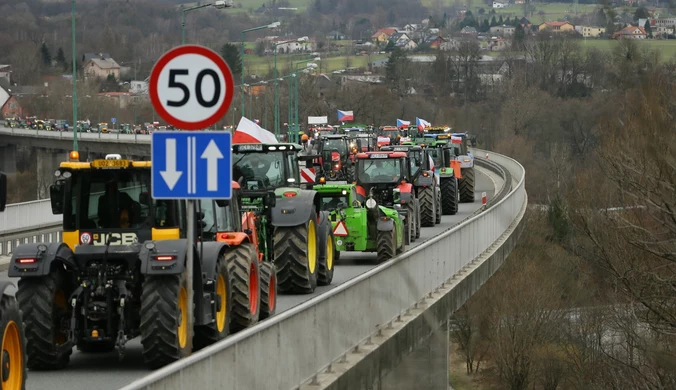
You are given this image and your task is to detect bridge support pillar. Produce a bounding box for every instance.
[0,144,17,175]
[380,320,449,390]
[36,149,68,198]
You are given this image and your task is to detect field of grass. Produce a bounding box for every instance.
[581,39,676,59]
[242,53,389,76]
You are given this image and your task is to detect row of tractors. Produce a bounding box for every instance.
[1,130,475,386]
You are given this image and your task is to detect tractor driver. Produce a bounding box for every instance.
[237,154,272,189]
[97,179,136,229]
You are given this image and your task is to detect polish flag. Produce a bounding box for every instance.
[233,117,278,144]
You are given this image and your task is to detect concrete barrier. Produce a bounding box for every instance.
[120,149,526,390]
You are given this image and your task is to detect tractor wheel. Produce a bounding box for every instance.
[140,271,191,369]
[346,164,356,182]
[441,178,459,215]
[16,272,71,370]
[435,188,442,224]
[259,262,277,320]
[227,243,261,333]
[406,205,416,242]
[194,253,232,350]
[404,211,411,246]
[376,229,396,263]
[274,208,319,294]
[458,166,476,203]
[317,213,335,286]
[0,293,26,390]
[419,187,435,227]
[415,198,421,238]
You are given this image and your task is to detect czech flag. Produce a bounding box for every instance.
[397,119,410,129]
[416,117,431,131]
[254,119,260,124]
[337,110,354,121]
[233,117,278,144]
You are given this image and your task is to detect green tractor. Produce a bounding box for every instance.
[353,150,421,242]
[315,183,406,263]
[382,145,442,226]
[232,143,336,294]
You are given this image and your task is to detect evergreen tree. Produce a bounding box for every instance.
[505,16,511,25]
[490,15,497,27]
[220,43,242,78]
[55,47,67,70]
[481,18,490,32]
[40,43,51,66]
[385,47,406,86]
[498,15,504,25]
[384,39,396,52]
[644,19,653,38]
[512,23,526,50]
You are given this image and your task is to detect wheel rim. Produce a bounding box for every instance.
[307,220,317,274]
[216,275,227,332]
[249,262,259,315]
[326,236,334,271]
[268,273,276,312]
[178,286,188,348]
[1,321,22,390]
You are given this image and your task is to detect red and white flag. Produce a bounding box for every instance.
[233,117,278,144]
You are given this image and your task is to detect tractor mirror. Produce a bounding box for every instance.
[215,199,227,207]
[49,183,64,215]
[0,172,6,212]
[352,200,361,208]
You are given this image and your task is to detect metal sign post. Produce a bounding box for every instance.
[149,44,235,348]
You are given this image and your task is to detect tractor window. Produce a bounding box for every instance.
[232,152,285,190]
[198,201,217,237]
[428,149,443,168]
[63,169,171,230]
[319,194,348,211]
[409,151,421,176]
[214,200,237,232]
[286,152,300,185]
[357,159,402,183]
[322,139,347,155]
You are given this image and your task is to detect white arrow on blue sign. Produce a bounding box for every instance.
[151,131,232,199]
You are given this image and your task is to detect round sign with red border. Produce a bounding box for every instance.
[149,45,234,130]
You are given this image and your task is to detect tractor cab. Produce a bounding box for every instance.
[350,133,377,152]
[381,145,431,182]
[354,151,411,206]
[315,135,354,181]
[231,143,302,192]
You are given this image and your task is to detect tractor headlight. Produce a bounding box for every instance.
[394,204,402,209]
[366,198,377,209]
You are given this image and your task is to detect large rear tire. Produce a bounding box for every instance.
[274,209,319,294]
[346,164,356,182]
[419,187,435,227]
[259,262,277,320]
[227,243,260,333]
[406,205,416,242]
[441,178,459,215]
[435,188,442,224]
[458,166,475,203]
[376,229,396,263]
[16,273,71,370]
[317,213,335,286]
[0,293,26,390]
[140,271,191,369]
[414,198,421,238]
[194,254,232,350]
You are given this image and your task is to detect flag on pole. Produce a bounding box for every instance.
[397,119,410,129]
[416,117,431,131]
[337,110,354,121]
[233,117,278,144]
[254,119,260,124]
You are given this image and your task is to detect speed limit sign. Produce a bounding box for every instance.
[149,45,234,130]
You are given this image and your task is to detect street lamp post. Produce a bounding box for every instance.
[240,21,280,118]
[291,57,320,144]
[272,38,303,137]
[181,1,232,45]
[71,0,78,151]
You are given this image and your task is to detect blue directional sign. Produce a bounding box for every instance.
[111,117,116,124]
[151,132,232,200]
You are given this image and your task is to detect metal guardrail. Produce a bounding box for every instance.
[0,125,152,144]
[0,199,61,234]
[120,149,526,390]
[0,229,62,257]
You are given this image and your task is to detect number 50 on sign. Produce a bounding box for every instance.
[149,45,235,130]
